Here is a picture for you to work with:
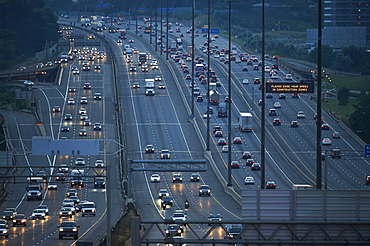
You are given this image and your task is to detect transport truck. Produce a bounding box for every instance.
[119,30,127,39]
[139,52,147,65]
[209,90,220,105]
[238,112,253,132]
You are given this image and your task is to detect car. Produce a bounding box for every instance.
[253,65,259,70]
[332,132,341,139]
[37,205,49,215]
[72,69,79,75]
[242,79,249,84]
[80,114,88,120]
[242,66,248,71]
[47,183,57,190]
[67,98,75,105]
[12,214,27,226]
[94,93,102,100]
[81,201,96,217]
[291,121,299,127]
[251,163,261,171]
[322,123,330,130]
[246,158,254,166]
[161,196,173,207]
[150,173,160,182]
[273,118,281,126]
[53,106,61,112]
[94,159,104,167]
[61,125,70,132]
[266,93,273,98]
[158,83,166,89]
[366,176,370,185]
[190,173,200,182]
[129,66,137,72]
[80,97,88,104]
[217,138,227,145]
[132,82,140,88]
[129,39,134,43]
[0,224,8,238]
[58,221,79,239]
[75,158,85,166]
[208,214,222,226]
[206,107,214,114]
[279,94,286,99]
[214,130,223,137]
[172,173,183,183]
[322,137,332,145]
[79,129,87,136]
[196,96,204,102]
[62,199,75,207]
[94,122,102,130]
[75,201,89,213]
[84,120,91,126]
[160,149,171,159]
[242,151,252,159]
[94,65,101,70]
[31,209,46,220]
[297,111,306,118]
[221,145,228,153]
[2,211,16,220]
[213,126,222,133]
[141,64,149,72]
[158,189,170,198]
[233,137,242,144]
[145,144,155,153]
[292,93,300,98]
[230,161,240,169]
[185,75,192,80]
[69,87,77,92]
[55,172,66,181]
[273,102,281,108]
[331,148,341,159]
[83,83,91,89]
[165,224,182,237]
[254,78,261,84]
[69,196,80,204]
[79,108,87,115]
[199,185,211,196]
[269,109,277,116]
[321,152,326,160]
[154,76,162,81]
[285,74,293,80]
[66,188,77,197]
[266,180,277,189]
[17,66,27,71]
[244,177,255,185]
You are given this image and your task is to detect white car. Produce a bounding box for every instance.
[37,205,49,215]
[75,158,85,165]
[171,210,187,222]
[155,76,162,81]
[273,102,281,108]
[242,79,249,84]
[80,114,88,120]
[244,176,255,185]
[150,173,161,182]
[297,111,306,118]
[72,69,80,75]
[23,80,34,86]
[264,66,271,72]
[79,108,87,115]
[95,160,104,167]
[67,98,75,105]
[322,138,332,145]
[31,209,46,220]
[47,183,57,190]
[286,73,293,80]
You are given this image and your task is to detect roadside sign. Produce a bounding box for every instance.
[202,28,208,33]
[96,3,111,8]
[158,8,174,12]
[210,29,219,33]
[137,7,147,12]
[365,145,370,158]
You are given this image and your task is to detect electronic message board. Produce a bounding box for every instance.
[266,80,314,93]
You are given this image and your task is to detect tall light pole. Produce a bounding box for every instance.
[206,0,211,151]
[191,0,195,116]
[165,0,169,60]
[261,0,266,189]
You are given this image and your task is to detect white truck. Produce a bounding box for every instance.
[70,169,85,188]
[238,112,253,132]
[145,79,155,96]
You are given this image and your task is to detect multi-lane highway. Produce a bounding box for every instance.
[1,16,369,245]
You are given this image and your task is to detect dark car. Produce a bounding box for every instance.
[331,148,341,159]
[272,118,281,126]
[190,173,200,182]
[165,224,182,237]
[12,214,27,226]
[161,196,173,207]
[213,126,222,133]
[266,181,277,189]
[251,163,261,171]
[2,211,15,220]
[58,221,79,239]
[242,151,252,159]
[199,185,211,196]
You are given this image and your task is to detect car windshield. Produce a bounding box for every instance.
[61,222,76,227]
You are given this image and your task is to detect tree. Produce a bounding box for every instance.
[332,53,353,72]
[337,87,350,106]
[350,93,370,142]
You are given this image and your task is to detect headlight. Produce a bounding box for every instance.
[72,228,77,231]
[2,230,7,234]
[92,209,96,212]
[68,211,72,215]
[12,220,16,222]
[59,228,64,231]
[22,219,26,222]
[59,212,62,215]
[177,229,181,233]
[165,230,169,234]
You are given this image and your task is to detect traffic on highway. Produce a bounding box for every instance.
[0,15,369,245]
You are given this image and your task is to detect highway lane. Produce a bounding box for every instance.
[103,27,243,243]
[0,27,123,245]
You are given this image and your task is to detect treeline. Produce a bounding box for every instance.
[0,0,59,69]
